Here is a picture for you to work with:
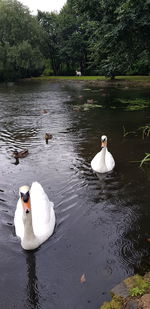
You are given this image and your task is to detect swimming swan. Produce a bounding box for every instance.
[14,182,56,250]
[91,135,115,173]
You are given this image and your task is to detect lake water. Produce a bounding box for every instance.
[0,79,150,309]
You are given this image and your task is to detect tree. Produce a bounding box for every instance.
[0,0,44,81]
[37,11,61,75]
[88,0,150,77]
[57,1,90,75]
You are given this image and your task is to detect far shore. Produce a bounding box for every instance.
[30,75,150,88]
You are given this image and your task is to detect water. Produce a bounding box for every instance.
[0,80,150,308]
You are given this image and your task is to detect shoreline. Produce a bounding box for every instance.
[100,273,150,309]
[31,76,150,88]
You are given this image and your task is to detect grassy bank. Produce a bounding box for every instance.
[32,75,150,83]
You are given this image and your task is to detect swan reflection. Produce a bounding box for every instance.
[25,252,40,309]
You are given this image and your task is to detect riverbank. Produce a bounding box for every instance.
[32,75,150,88]
[100,273,150,309]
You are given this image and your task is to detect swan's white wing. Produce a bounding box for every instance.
[105,149,115,171]
[91,148,115,173]
[91,149,107,173]
[14,198,24,239]
[30,182,55,237]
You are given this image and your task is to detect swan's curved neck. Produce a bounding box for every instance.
[21,211,38,250]
[101,146,107,162]
[23,212,35,238]
[101,146,107,153]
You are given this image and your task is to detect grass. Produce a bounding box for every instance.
[127,275,150,296]
[140,153,150,167]
[129,287,145,297]
[117,75,150,82]
[131,153,150,167]
[100,274,150,308]
[122,125,136,137]
[138,125,150,139]
[32,75,150,82]
[32,75,107,81]
[123,124,150,139]
[100,296,123,309]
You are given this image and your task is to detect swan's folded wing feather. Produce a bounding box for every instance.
[105,149,115,171]
[91,150,107,173]
[30,182,55,236]
[14,199,24,239]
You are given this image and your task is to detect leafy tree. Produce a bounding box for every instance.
[0,0,44,81]
[37,11,61,75]
[57,1,90,75]
[88,0,150,77]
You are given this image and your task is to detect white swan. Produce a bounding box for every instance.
[91,135,115,173]
[14,181,56,250]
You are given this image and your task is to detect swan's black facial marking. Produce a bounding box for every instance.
[21,191,30,203]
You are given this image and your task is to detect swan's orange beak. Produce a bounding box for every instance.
[22,200,31,213]
[101,140,107,148]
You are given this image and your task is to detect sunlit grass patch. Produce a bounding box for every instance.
[33,75,150,83]
[33,75,150,82]
[117,76,150,82]
[34,75,106,81]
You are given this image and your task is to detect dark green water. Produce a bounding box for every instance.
[0,80,150,308]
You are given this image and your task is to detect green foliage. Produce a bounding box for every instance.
[118,98,150,111]
[138,125,150,139]
[129,287,145,297]
[123,124,150,139]
[122,125,136,137]
[43,59,54,76]
[100,296,123,309]
[140,153,150,167]
[85,0,150,77]
[1,0,150,80]
[0,0,44,81]
[129,275,150,296]
[37,11,61,75]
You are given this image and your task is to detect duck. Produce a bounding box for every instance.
[45,133,53,144]
[14,181,56,250]
[91,135,115,173]
[41,109,48,114]
[12,149,29,159]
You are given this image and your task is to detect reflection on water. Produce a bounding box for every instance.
[0,80,150,308]
[25,253,40,309]
[13,157,20,165]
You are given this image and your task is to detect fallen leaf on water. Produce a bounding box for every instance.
[80,273,86,283]
[147,238,150,242]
